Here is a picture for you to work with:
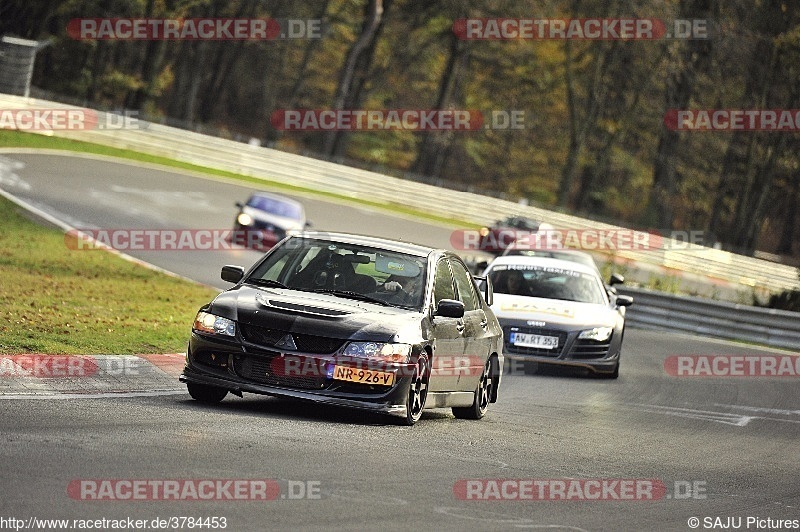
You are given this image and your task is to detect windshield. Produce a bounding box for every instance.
[247,195,304,219]
[488,263,606,305]
[247,238,428,310]
[503,249,598,270]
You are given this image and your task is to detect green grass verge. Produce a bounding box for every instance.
[0,130,477,230]
[0,196,218,354]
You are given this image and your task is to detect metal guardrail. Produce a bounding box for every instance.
[1,93,798,294]
[618,287,800,351]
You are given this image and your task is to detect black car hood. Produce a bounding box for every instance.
[207,285,427,344]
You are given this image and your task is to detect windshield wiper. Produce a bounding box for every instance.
[314,289,391,307]
[246,278,288,289]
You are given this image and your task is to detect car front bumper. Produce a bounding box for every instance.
[181,334,414,417]
[180,366,409,416]
[503,352,619,375]
[499,321,621,375]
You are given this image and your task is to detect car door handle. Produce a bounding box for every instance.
[479,319,488,329]
[456,321,465,334]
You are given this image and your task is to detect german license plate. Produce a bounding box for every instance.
[509,332,559,349]
[332,365,395,386]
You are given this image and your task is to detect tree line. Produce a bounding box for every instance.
[3,0,799,259]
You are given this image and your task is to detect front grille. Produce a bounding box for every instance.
[252,222,286,240]
[570,339,612,359]
[233,354,327,390]
[503,326,567,357]
[294,334,344,353]
[240,324,346,354]
[240,326,285,346]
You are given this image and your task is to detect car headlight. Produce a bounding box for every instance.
[578,327,613,342]
[237,213,253,226]
[342,342,411,363]
[193,311,236,337]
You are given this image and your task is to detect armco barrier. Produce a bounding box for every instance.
[618,287,800,351]
[0,92,798,294]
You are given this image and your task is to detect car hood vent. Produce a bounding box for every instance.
[265,299,351,317]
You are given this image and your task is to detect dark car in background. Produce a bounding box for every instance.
[232,192,309,250]
[181,232,503,425]
[479,215,553,255]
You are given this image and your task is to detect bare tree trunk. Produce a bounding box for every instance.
[329,0,390,157]
[126,0,165,111]
[411,31,466,176]
[740,136,787,253]
[85,41,109,103]
[557,39,617,208]
[287,0,332,109]
[184,42,208,125]
[198,0,263,122]
[708,130,749,237]
[777,174,799,255]
[728,43,780,251]
[558,38,581,207]
[645,0,712,228]
[322,0,385,157]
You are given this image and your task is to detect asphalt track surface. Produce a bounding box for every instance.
[1,153,799,531]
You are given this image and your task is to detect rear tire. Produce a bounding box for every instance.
[187,382,228,403]
[452,356,495,420]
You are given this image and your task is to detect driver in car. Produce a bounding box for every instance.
[380,272,423,305]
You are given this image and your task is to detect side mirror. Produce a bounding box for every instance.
[608,273,625,286]
[475,260,489,272]
[221,265,245,284]
[616,295,633,307]
[435,299,465,319]
[235,201,244,209]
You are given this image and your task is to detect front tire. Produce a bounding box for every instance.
[401,354,429,426]
[453,356,495,420]
[187,382,228,403]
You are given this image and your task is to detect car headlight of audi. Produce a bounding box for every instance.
[578,326,613,342]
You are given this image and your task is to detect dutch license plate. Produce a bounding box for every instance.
[510,332,559,349]
[333,365,395,386]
